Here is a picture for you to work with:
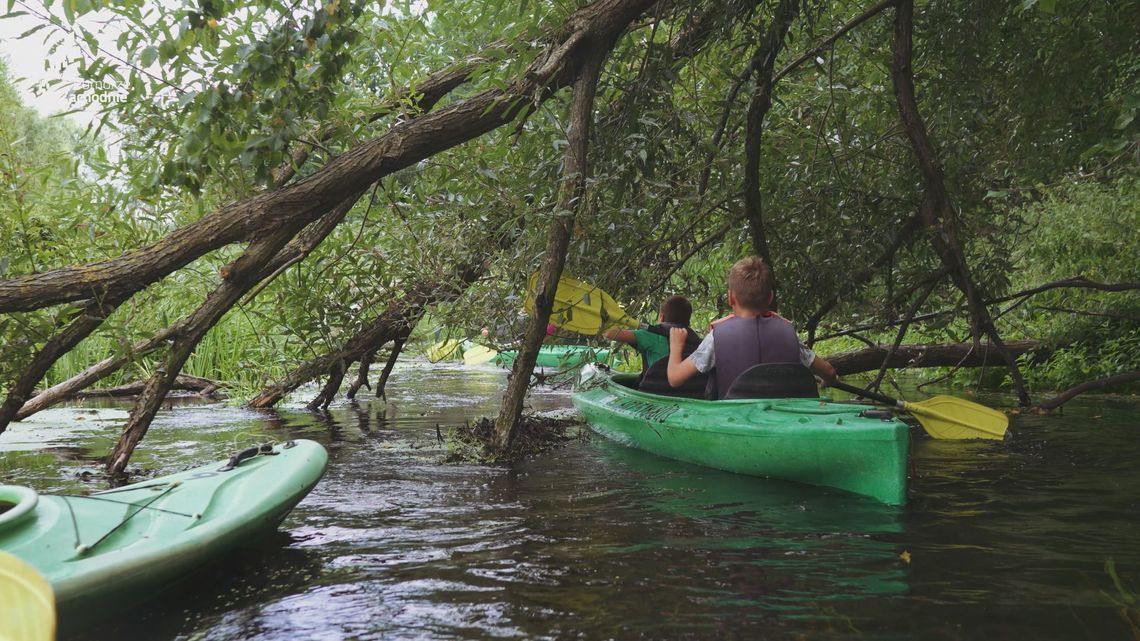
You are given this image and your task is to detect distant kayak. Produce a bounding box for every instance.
[0,439,327,620]
[494,344,611,369]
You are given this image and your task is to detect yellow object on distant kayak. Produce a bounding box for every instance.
[0,551,55,641]
[427,338,465,362]
[462,344,498,365]
[526,273,640,336]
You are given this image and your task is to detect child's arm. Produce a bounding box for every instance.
[603,328,638,345]
[810,355,838,385]
[666,327,700,387]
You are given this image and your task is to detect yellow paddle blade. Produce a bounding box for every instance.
[903,395,1009,440]
[0,551,55,641]
[426,339,464,362]
[462,344,498,365]
[525,273,639,336]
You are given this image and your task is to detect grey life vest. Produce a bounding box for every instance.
[708,314,801,400]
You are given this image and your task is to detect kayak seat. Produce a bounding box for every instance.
[637,357,708,399]
[723,363,819,400]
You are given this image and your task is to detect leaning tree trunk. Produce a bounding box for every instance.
[490,48,610,453]
[11,195,360,425]
[742,0,799,272]
[889,0,1031,406]
[106,195,361,475]
[0,0,661,317]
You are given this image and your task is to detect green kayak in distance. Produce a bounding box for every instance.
[0,439,327,620]
[494,344,611,369]
[571,371,909,505]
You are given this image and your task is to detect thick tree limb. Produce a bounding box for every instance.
[0,294,127,435]
[491,46,609,453]
[13,198,360,421]
[0,0,660,315]
[107,193,365,475]
[742,0,800,269]
[828,340,1046,376]
[272,46,507,187]
[1033,371,1140,412]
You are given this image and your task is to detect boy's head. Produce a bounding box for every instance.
[727,256,774,312]
[658,295,692,326]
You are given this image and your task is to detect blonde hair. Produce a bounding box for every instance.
[727,256,773,311]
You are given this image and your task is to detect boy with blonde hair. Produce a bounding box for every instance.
[667,256,836,399]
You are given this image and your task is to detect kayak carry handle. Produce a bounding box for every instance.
[217,443,275,472]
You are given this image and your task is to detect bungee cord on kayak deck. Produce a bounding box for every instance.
[64,483,185,555]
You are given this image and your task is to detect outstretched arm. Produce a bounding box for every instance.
[603,328,638,345]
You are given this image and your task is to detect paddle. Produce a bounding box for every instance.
[525,273,640,336]
[0,551,56,641]
[829,379,1008,441]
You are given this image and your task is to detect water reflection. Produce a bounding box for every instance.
[1,361,1139,640]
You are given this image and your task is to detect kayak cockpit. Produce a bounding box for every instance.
[0,485,39,533]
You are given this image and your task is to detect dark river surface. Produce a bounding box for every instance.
[2,359,1138,640]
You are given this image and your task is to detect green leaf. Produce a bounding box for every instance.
[17,24,46,39]
[142,45,158,67]
[83,29,98,55]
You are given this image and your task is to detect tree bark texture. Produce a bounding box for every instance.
[828,340,1046,376]
[889,0,1031,405]
[13,195,362,423]
[491,48,609,453]
[742,0,800,269]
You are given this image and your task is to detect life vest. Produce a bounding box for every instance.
[636,323,706,398]
[708,314,801,400]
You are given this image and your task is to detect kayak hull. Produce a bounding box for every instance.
[0,439,327,619]
[495,345,611,369]
[571,373,908,505]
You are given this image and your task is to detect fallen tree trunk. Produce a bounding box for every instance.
[828,340,1046,376]
[1033,371,1140,412]
[248,263,482,409]
[71,375,221,399]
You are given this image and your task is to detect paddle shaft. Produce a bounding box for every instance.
[829,379,905,409]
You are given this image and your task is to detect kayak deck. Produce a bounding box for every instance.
[0,439,327,618]
[572,373,909,505]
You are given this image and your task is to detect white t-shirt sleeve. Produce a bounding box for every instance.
[799,341,817,369]
[688,333,716,373]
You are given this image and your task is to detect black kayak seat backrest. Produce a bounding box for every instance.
[722,363,819,400]
[637,356,708,399]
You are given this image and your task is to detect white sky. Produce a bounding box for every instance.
[0,2,126,126]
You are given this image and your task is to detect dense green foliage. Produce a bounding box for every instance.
[0,0,1136,404]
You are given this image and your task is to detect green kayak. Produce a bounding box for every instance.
[495,344,611,369]
[0,439,327,619]
[571,371,909,505]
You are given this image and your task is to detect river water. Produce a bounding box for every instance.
[2,360,1138,640]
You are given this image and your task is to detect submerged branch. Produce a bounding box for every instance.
[1033,371,1140,412]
